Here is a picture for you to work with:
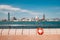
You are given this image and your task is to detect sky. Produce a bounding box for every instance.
[0,0,60,20]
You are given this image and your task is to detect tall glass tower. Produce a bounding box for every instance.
[8,12,10,21]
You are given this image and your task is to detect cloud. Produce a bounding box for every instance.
[0,5,21,11]
[0,5,43,16]
[49,7,60,10]
[55,7,60,9]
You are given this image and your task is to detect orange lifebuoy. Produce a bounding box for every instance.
[37,28,44,35]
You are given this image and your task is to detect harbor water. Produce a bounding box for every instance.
[0,21,60,29]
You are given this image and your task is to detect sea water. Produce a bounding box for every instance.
[0,21,60,29]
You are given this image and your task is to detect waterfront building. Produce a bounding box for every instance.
[8,12,10,21]
[35,16,39,21]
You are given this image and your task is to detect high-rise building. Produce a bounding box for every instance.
[43,14,45,20]
[8,12,10,21]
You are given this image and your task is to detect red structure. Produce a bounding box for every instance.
[37,28,44,35]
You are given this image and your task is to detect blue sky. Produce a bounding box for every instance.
[0,0,60,20]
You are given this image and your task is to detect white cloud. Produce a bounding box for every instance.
[55,7,60,9]
[49,7,60,10]
[0,5,22,12]
[0,5,42,16]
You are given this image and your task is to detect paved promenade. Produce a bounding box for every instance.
[0,29,60,40]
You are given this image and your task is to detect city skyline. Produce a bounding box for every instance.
[0,0,60,20]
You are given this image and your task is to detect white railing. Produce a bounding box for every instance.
[0,29,60,35]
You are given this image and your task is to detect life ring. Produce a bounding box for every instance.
[37,28,44,35]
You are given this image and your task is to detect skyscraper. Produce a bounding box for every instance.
[43,14,45,20]
[8,12,10,21]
